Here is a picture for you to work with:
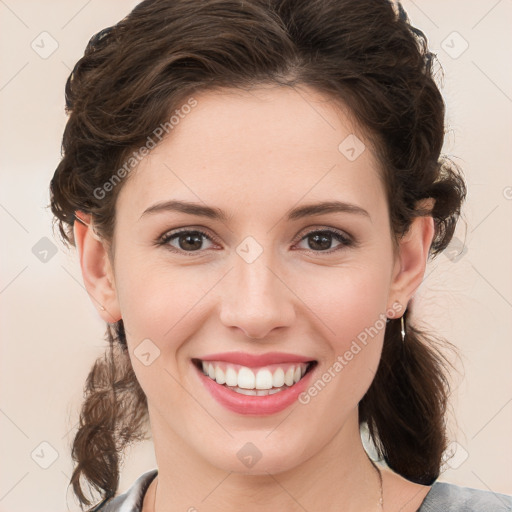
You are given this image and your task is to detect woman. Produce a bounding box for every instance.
[49,0,512,510]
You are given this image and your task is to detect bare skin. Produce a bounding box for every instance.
[75,84,435,511]
[141,466,433,512]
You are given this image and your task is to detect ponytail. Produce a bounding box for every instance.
[359,305,457,484]
[68,322,148,509]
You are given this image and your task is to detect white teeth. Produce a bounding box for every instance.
[235,387,257,396]
[238,367,256,389]
[255,369,273,389]
[272,368,285,388]
[198,360,312,391]
[225,366,238,387]
[229,386,288,396]
[215,367,226,385]
[284,367,295,386]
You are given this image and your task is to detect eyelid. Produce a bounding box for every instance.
[158,226,351,243]
[294,225,352,243]
[159,226,220,242]
[157,224,356,255]
[292,227,355,254]
[157,226,222,249]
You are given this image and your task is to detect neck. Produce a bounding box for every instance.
[147,408,383,512]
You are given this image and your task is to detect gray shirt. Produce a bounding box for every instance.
[92,469,512,511]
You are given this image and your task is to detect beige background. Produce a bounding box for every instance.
[1,0,511,510]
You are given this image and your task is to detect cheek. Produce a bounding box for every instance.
[115,245,392,356]
[292,264,390,407]
[114,252,208,339]
[113,257,221,409]
[116,261,205,418]
[295,261,392,345]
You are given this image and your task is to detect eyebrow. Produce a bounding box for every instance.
[139,199,371,222]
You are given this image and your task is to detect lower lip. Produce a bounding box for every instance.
[194,362,316,415]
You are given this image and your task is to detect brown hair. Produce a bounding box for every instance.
[49,0,466,508]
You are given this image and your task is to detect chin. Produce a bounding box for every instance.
[200,434,314,476]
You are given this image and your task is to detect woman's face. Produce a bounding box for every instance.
[87,85,426,475]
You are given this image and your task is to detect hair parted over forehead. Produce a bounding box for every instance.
[51,0,465,256]
[49,0,466,508]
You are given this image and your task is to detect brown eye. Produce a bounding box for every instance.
[295,229,353,254]
[160,229,216,254]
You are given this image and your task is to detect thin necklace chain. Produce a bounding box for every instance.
[152,461,384,511]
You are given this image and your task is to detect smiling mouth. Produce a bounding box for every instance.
[192,358,317,396]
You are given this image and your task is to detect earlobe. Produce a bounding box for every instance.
[388,200,435,310]
[73,211,121,323]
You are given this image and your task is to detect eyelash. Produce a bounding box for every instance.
[156,227,355,256]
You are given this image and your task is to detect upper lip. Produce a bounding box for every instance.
[195,351,316,367]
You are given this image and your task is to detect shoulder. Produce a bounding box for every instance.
[418,481,512,511]
[88,472,512,512]
[90,469,158,512]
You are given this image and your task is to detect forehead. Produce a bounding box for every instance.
[116,85,387,223]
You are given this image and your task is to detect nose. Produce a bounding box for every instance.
[219,252,296,340]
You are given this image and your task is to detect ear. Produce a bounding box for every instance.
[73,211,121,323]
[387,199,435,313]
